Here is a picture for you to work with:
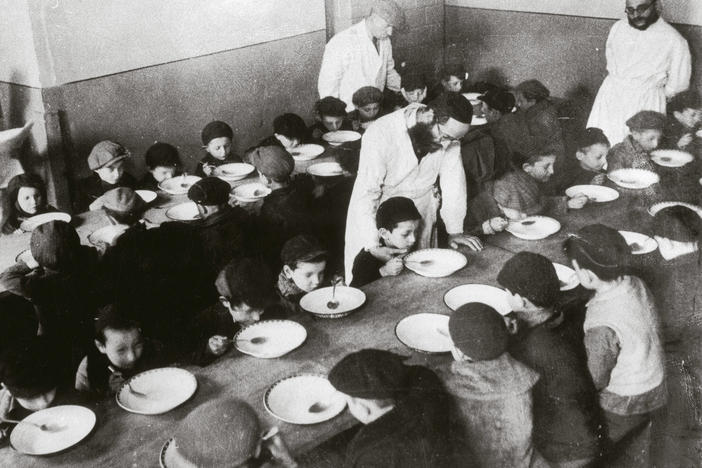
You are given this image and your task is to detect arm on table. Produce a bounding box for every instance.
[584,326,621,391]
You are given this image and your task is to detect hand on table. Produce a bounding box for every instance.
[368,246,407,263]
[567,194,589,210]
[678,133,693,149]
[203,163,216,176]
[488,217,508,233]
[591,173,606,185]
[264,432,298,468]
[379,257,404,277]
[108,370,126,394]
[208,335,230,356]
[448,233,483,251]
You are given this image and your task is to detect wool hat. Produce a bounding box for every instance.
[316,97,348,117]
[173,399,261,467]
[652,206,702,243]
[352,86,384,108]
[515,80,550,102]
[497,252,560,307]
[430,92,473,124]
[248,145,294,181]
[479,89,516,114]
[88,141,130,170]
[187,177,230,206]
[626,111,667,131]
[668,89,702,114]
[449,303,508,361]
[99,187,146,214]
[281,235,327,267]
[201,121,234,146]
[145,142,180,169]
[30,220,81,271]
[370,0,406,29]
[328,349,410,400]
[376,196,421,230]
[576,127,610,150]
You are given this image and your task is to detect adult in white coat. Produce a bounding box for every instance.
[587,0,691,145]
[344,96,483,282]
[318,0,403,111]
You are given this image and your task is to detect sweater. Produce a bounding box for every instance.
[607,136,656,172]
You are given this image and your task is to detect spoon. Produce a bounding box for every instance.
[127,382,148,397]
[308,401,331,413]
[404,258,434,266]
[521,220,536,226]
[235,336,267,345]
[1,419,58,432]
[180,172,189,188]
[327,280,340,310]
[436,327,449,338]
[629,242,644,253]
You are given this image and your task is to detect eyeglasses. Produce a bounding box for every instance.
[625,0,655,16]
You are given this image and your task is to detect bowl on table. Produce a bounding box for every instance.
[443,284,511,315]
[213,163,255,181]
[505,216,561,240]
[607,168,659,189]
[564,185,619,203]
[116,367,197,415]
[264,374,346,425]
[403,248,467,278]
[231,182,272,203]
[289,144,325,161]
[395,313,452,354]
[233,320,307,359]
[471,116,487,126]
[307,162,344,177]
[618,230,658,255]
[158,175,201,195]
[88,224,130,247]
[10,405,96,455]
[322,130,361,146]
[299,286,365,319]
[20,212,72,232]
[650,149,693,168]
[165,202,201,221]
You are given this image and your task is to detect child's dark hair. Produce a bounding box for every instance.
[315,97,347,118]
[145,142,181,169]
[376,197,421,231]
[281,235,328,270]
[512,151,554,168]
[273,113,308,142]
[1,173,47,233]
[0,336,59,398]
[215,257,276,309]
[401,73,426,92]
[94,304,141,344]
[563,224,630,281]
[576,128,610,152]
[437,63,467,82]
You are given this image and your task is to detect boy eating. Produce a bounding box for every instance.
[139,141,182,190]
[350,197,420,287]
[196,120,240,177]
[256,113,309,151]
[277,235,327,313]
[662,89,702,150]
[400,74,428,107]
[75,140,137,212]
[310,96,352,140]
[349,86,383,132]
[607,111,666,172]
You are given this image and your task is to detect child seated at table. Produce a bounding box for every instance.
[607,111,665,172]
[310,96,352,141]
[350,197,420,288]
[255,113,309,152]
[560,127,611,210]
[1,173,57,234]
[91,186,146,224]
[329,349,457,468]
[564,225,666,448]
[348,86,383,132]
[498,252,603,466]
[511,80,565,161]
[75,304,163,395]
[442,303,544,467]
[399,73,428,107]
[277,235,327,313]
[75,140,137,212]
[195,120,241,177]
[662,90,702,150]
[139,141,182,190]
[427,63,468,102]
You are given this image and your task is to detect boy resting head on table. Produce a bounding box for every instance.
[564,225,666,447]
[196,120,240,177]
[310,96,352,141]
[607,111,666,172]
[662,89,702,150]
[91,186,146,224]
[276,235,327,314]
[76,140,137,212]
[349,86,383,132]
[139,141,182,190]
[350,197,420,288]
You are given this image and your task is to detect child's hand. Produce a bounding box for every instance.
[591,173,606,185]
[368,246,407,263]
[488,217,508,232]
[379,257,403,277]
[567,195,588,210]
[203,163,215,176]
[264,431,298,468]
[108,370,126,393]
[678,133,693,148]
[208,335,230,356]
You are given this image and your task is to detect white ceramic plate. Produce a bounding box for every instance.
[20,212,72,232]
[618,230,658,255]
[165,202,201,221]
[322,130,361,146]
[299,286,366,318]
[116,367,197,415]
[160,438,177,468]
[395,313,451,353]
[471,116,487,126]
[15,249,38,269]
[88,224,130,246]
[234,320,307,359]
[158,175,201,195]
[443,284,511,315]
[290,144,325,161]
[231,182,272,203]
[213,163,255,181]
[648,201,702,217]
[403,248,467,278]
[10,405,96,455]
[607,169,659,189]
[264,374,346,425]
[650,149,694,168]
[564,185,619,203]
[307,162,344,177]
[135,190,157,204]
[506,216,561,240]
[553,263,579,291]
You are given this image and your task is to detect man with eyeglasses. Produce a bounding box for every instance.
[587,0,691,146]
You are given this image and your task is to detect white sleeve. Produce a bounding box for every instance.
[665,34,692,97]
[318,38,345,99]
[384,42,401,92]
[438,142,467,234]
[604,23,617,75]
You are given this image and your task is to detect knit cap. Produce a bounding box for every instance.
[145,142,180,169]
[30,220,81,271]
[201,121,234,146]
[448,303,508,361]
[88,141,130,170]
[187,177,230,206]
[479,89,515,114]
[497,252,560,307]
[328,349,410,399]
[248,146,294,181]
[652,206,702,243]
[281,235,327,267]
[515,80,550,101]
[626,111,666,131]
[352,86,384,108]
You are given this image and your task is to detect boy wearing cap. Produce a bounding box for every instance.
[139,142,182,190]
[442,303,545,468]
[91,186,146,223]
[498,252,603,466]
[329,349,457,468]
[662,90,702,150]
[607,110,665,172]
[196,120,241,178]
[349,86,384,132]
[310,97,353,141]
[75,140,137,212]
[277,235,327,314]
[564,225,666,447]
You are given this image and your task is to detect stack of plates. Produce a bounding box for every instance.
[165,202,201,221]
[299,286,366,319]
[234,320,307,358]
[264,374,346,424]
[395,313,452,353]
[564,185,619,203]
[231,183,271,203]
[10,405,96,455]
[322,131,361,146]
[213,163,255,181]
[403,249,467,277]
[20,212,72,232]
[553,263,579,291]
[116,368,197,415]
[159,175,201,195]
[648,201,702,218]
[307,162,344,177]
[506,216,561,240]
[88,224,130,246]
[443,284,511,315]
[607,169,659,189]
[290,144,325,161]
[650,149,694,168]
[618,230,658,255]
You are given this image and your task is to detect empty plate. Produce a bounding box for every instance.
[15,249,38,269]
[618,230,658,255]
[116,367,197,415]
[159,175,201,195]
[10,405,96,455]
[290,144,325,161]
[165,202,201,221]
[299,286,366,319]
[136,190,157,204]
[650,149,694,168]
[403,249,467,277]
[88,224,130,246]
[322,130,361,146]
[307,162,344,177]
[443,284,511,315]
[648,201,702,217]
[395,313,452,353]
[506,216,561,240]
[234,320,307,358]
[213,163,255,181]
[553,263,579,291]
[564,185,619,203]
[232,182,271,203]
[264,374,346,425]
[607,169,659,189]
[20,212,72,232]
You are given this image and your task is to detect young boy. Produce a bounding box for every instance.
[139,141,181,190]
[196,120,241,177]
[442,303,544,467]
[498,252,603,466]
[511,80,565,160]
[310,96,352,141]
[276,235,327,314]
[256,113,309,151]
[328,349,457,468]
[662,89,702,150]
[399,73,428,107]
[349,86,383,132]
[569,127,610,186]
[75,305,162,395]
[607,111,666,172]
[350,197,420,287]
[564,225,666,446]
[75,140,137,212]
[91,186,146,225]
[427,63,468,102]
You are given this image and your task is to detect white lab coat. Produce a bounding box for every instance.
[318,20,401,111]
[343,105,468,281]
[587,18,691,145]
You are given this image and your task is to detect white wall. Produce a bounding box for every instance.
[0,0,42,87]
